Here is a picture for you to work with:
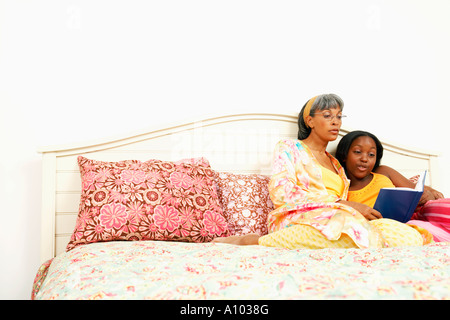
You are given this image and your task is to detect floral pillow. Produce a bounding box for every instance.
[66,156,229,251]
[214,172,274,236]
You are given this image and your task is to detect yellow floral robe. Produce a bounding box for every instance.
[263,139,384,249]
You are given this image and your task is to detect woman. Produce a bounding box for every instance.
[335,130,448,242]
[214,94,425,249]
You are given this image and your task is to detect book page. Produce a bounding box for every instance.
[382,187,419,191]
[415,170,427,191]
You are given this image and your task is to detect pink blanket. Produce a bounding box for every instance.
[409,198,450,242]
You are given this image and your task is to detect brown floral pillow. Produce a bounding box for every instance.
[214,172,274,236]
[67,156,229,251]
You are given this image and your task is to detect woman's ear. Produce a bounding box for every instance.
[305,115,314,129]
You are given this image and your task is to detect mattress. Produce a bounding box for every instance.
[32,240,450,300]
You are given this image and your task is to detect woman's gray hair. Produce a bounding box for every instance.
[297,93,344,140]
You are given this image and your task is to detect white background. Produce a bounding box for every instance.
[1,0,449,299]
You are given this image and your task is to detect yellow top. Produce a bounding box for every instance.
[321,166,345,198]
[347,173,395,208]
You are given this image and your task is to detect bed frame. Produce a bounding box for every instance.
[37,113,440,263]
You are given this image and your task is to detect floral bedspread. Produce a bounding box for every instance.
[32,241,450,300]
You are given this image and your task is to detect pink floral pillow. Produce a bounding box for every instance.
[67,156,229,251]
[214,172,274,236]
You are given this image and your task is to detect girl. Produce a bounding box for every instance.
[335,130,449,242]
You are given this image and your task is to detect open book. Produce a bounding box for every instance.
[373,171,427,223]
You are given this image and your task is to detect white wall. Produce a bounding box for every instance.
[1,0,449,299]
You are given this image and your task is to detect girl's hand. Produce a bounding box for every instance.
[339,200,382,220]
[419,186,444,205]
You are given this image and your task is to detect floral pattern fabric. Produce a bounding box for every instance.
[267,139,383,248]
[214,172,273,236]
[67,156,229,251]
[32,240,450,300]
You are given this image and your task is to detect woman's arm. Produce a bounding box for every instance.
[338,200,382,220]
[269,140,339,208]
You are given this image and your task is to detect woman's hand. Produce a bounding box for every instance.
[339,200,382,220]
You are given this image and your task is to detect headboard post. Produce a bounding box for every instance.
[429,155,441,192]
[40,152,57,263]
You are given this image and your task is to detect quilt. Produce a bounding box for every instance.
[32,240,450,300]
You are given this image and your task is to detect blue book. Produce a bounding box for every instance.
[373,171,427,223]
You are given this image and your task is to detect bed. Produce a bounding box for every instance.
[32,113,450,300]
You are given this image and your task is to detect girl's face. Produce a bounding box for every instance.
[345,136,377,180]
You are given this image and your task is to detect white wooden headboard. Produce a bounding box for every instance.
[37,113,440,262]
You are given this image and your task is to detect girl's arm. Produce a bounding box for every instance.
[374,165,416,188]
[374,165,444,204]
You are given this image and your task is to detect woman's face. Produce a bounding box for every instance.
[345,136,377,180]
[309,107,343,141]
